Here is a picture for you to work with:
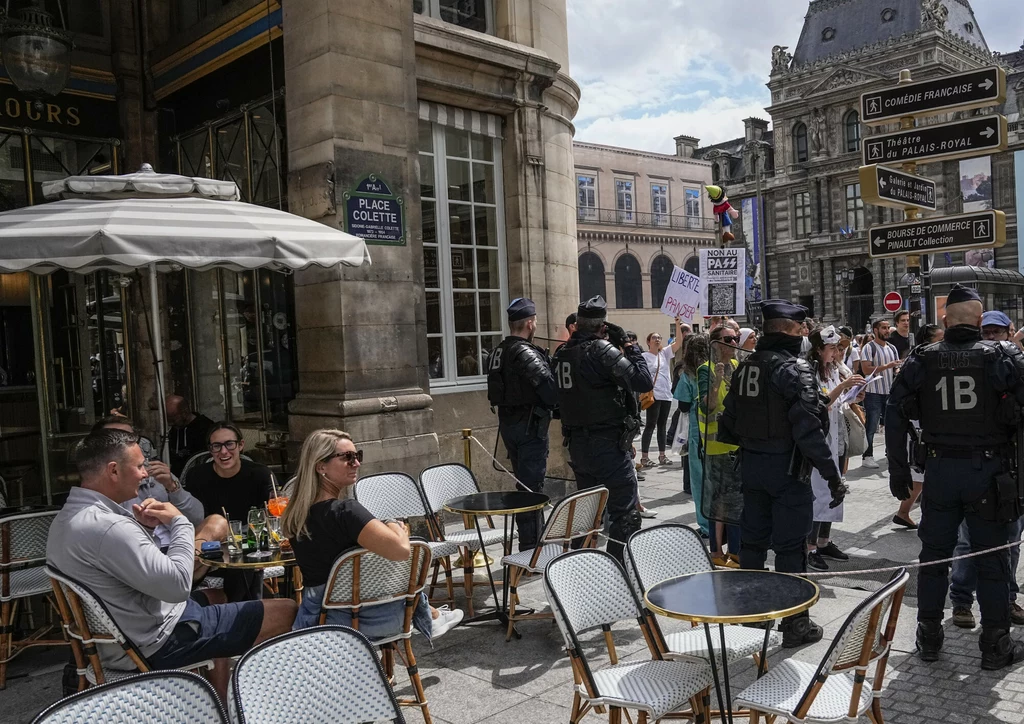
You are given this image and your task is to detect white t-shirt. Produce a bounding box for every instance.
[643,348,676,401]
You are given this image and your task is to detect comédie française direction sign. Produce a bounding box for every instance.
[860,66,1006,125]
[862,115,1007,167]
[868,210,1006,259]
[859,164,936,212]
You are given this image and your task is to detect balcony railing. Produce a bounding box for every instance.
[577,207,717,232]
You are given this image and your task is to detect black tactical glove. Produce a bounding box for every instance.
[827,475,849,509]
[889,474,912,501]
[605,322,628,348]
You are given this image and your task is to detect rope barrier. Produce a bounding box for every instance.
[469,435,1024,579]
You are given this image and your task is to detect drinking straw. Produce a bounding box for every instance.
[270,473,279,499]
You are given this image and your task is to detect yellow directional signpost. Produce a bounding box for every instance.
[858,67,1008,323]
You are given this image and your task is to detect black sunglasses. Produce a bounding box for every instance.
[720,336,740,344]
[323,450,363,465]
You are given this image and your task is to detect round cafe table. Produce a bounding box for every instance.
[645,569,819,724]
[444,490,548,638]
[202,549,300,600]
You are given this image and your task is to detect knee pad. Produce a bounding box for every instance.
[609,510,642,544]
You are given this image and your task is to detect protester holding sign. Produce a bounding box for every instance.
[640,319,685,467]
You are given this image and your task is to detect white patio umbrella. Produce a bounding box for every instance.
[0,164,370,460]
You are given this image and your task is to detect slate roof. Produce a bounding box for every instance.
[694,131,776,181]
[792,0,988,67]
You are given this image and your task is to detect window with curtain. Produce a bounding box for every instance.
[615,179,634,222]
[578,175,596,220]
[651,183,669,226]
[793,122,808,163]
[419,119,505,386]
[614,254,642,309]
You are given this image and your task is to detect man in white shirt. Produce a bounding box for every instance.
[858,318,901,468]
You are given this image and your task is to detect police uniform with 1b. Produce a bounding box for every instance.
[886,284,1024,671]
[718,299,847,649]
[487,297,558,551]
[551,295,653,564]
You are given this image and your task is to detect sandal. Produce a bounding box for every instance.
[640,458,656,468]
[659,455,671,465]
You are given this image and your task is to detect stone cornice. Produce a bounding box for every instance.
[577,229,716,245]
[573,142,713,167]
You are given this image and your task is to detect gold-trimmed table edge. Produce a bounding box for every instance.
[643,569,820,625]
[443,497,550,516]
[203,552,299,570]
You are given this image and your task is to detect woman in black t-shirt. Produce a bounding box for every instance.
[282,429,463,640]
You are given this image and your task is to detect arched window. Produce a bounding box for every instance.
[650,255,674,308]
[845,111,861,153]
[578,251,606,302]
[793,122,808,163]
[684,256,700,277]
[614,253,642,309]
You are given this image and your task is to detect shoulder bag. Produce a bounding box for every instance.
[639,353,661,411]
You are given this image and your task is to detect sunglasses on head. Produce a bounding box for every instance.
[209,440,239,453]
[323,450,363,465]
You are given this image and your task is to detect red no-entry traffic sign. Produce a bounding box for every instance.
[883,291,903,313]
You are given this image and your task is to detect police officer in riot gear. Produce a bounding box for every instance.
[887,284,1024,670]
[487,297,558,551]
[551,295,653,563]
[719,300,847,648]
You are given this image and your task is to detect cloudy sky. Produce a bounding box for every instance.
[567,0,1022,153]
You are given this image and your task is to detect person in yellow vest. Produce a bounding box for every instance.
[698,325,743,567]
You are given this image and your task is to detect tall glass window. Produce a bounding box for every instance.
[845,183,865,230]
[845,111,861,153]
[793,192,811,237]
[418,119,505,387]
[615,254,642,309]
[793,122,808,163]
[416,0,492,34]
[650,255,673,308]
[685,188,701,229]
[615,179,634,223]
[651,183,669,226]
[577,175,596,220]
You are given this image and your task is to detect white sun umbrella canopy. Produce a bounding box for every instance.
[0,163,370,459]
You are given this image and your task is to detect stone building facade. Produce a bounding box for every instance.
[697,0,1024,332]
[573,140,718,338]
[0,0,580,503]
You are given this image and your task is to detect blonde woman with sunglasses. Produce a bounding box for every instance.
[282,429,463,638]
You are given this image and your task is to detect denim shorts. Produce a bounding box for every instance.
[292,584,434,644]
[148,591,264,670]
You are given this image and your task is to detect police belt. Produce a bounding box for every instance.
[926,446,1011,460]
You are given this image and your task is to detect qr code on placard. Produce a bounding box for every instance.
[707,284,736,315]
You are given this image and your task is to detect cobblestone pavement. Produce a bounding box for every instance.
[6,434,1024,723]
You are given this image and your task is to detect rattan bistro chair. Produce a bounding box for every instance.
[46,566,213,688]
[544,549,713,724]
[33,670,227,724]
[419,463,515,616]
[0,509,65,689]
[736,568,910,724]
[625,524,782,668]
[355,472,459,609]
[501,487,608,641]
[319,542,434,724]
[230,626,405,724]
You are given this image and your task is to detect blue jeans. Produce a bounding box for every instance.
[292,584,434,643]
[950,516,1023,606]
[863,392,888,458]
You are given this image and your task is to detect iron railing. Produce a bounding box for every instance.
[577,207,717,232]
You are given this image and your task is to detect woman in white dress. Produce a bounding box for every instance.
[805,326,864,571]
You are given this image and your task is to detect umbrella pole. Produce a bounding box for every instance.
[149,263,169,463]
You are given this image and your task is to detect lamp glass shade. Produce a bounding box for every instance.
[1,20,72,97]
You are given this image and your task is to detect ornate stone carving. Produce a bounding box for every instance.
[810,107,827,156]
[771,45,793,73]
[1016,80,1024,117]
[921,0,948,29]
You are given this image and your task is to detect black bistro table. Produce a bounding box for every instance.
[645,569,819,724]
[444,490,548,638]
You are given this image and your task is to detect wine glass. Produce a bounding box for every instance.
[247,508,271,558]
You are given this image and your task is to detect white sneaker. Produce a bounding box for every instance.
[861,456,879,469]
[430,606,464,639]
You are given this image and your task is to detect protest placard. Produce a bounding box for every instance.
[659,265,702,323]
[699,248,745,316]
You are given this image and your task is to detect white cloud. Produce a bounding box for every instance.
[577,96,773,153]
[568,0,1023,150]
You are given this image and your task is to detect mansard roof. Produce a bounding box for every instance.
[792,0,988,68]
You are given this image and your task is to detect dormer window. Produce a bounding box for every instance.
[881,8,897,22]
[822,27,836,42]
[964,22,975,34]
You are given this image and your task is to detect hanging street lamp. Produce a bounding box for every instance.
[1,0,73,97]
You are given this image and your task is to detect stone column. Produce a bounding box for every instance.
[282,0,438,474]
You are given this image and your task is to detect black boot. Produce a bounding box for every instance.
[916,620,943,662]
[980,628,1024,671]
[781,613,823,648]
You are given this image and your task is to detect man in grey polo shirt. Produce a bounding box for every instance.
[47,430,296,696]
